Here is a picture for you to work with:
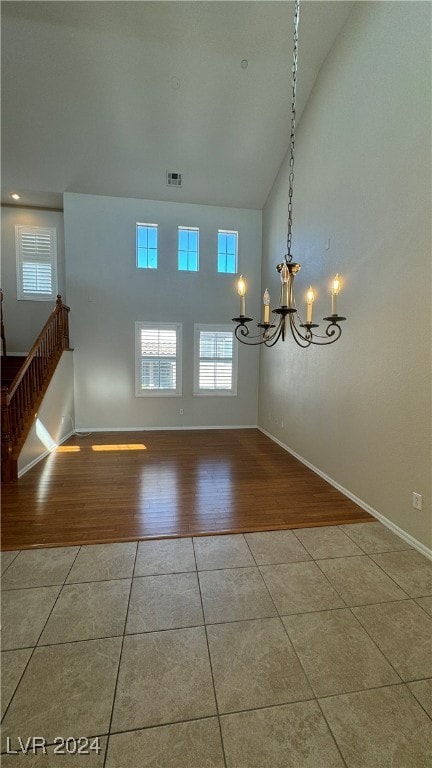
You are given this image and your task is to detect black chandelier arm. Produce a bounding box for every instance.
[232,317,253,336]
[232,317,284,346]
[288,314,314,347]
[308,328,342,345]
[263,320,286,347]
[303,317,345,346]
[300,315,346,346]
[317,316,346,344]
[233,323,263,345]
[288,313,346,347]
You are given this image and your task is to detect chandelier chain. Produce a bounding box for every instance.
[286,0,300,264]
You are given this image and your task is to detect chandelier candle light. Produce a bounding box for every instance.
[232,0,346,348]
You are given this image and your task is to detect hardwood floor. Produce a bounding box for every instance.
[1,429,373,550]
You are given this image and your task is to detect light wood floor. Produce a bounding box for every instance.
[1,429,373,550]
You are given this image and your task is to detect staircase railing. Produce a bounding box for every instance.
[1,295,70,482]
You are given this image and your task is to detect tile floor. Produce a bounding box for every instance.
[1,522,431,767]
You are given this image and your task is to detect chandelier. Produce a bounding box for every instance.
[232,0,346,348]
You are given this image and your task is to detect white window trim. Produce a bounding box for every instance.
[217,229,238,274]
[193,324,238,396]
[16,225,58,301]
[135,321,182,397]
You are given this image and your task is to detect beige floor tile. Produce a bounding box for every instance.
[342,522,412,553]
[317,555,407,606]
[371,550,432,597]
[416,595,432,615]
[1,586,61,649]
[1,551,19,575]
[294,526,363,559]
[245,530,311,565]
[408,679,432,717]
[39,579,131,645]
[66,542,137,583]
[1,648,32,718]
[106,719,225,768]
[199,567,277,624]
[1,547,79,590]
[134,538,195,576]
[283,609,399,697]
[3,530,428,768]
[194,534,254,570]
[111,627,216,731]
[126,572,203,634]
[352,600,432,681]
[260,561,344,614]
[1,738,107,767]
[1,638,122,748]
[221,700,345,768]
[320,685,432,767]
[207,617,312,713]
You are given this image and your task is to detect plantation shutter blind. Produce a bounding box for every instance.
[16,226,57,300]
[199,331,233,390]
[140,327,177,391]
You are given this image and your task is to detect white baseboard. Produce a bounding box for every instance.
[18,430,75,478]
[258,426,432,561]
[74,425,258,432]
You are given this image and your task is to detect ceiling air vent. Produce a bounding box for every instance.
[166,171,182,188]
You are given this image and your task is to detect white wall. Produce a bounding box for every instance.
[64,192,261,429]
[1,206,66,353]
[259,2,431,548]
[18,351,75,475]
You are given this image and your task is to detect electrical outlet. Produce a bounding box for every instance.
[179,408,184,415]
[61,416,65,425]
[412,492,422,511]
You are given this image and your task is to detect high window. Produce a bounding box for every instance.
[16,226,57,301]
[135,322,182,396]
[178,227,199,271]
[194,324,237,395]
[136,223,158,269]
[217,230,238,274]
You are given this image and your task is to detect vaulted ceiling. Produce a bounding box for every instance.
[2,1,353,210]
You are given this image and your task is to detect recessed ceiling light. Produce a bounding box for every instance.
[10,192,21,200]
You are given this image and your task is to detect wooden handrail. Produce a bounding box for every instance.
[6,295,70,402]
[1,295,70,481]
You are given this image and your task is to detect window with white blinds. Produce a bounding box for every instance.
[194,324,237,396]
[16,226,58,301]
[135,322,182,396]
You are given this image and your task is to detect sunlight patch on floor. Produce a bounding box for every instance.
[91,444,147,452]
